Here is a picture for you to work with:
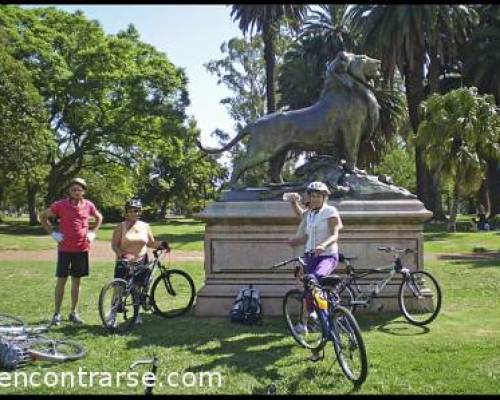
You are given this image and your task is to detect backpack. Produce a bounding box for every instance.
[230,284,263,325]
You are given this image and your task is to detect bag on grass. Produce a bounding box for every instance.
[230,284,262,325]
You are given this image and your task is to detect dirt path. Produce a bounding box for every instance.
[0,240,204,262]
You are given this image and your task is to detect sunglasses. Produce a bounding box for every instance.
[127,209,141,213]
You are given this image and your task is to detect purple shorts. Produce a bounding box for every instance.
[303,253,339,278]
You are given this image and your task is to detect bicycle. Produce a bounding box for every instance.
[130,355,159,395]
[98,246,196,333]
[0,313,86,369]
[271,256,368,385]
[333,247,442,326]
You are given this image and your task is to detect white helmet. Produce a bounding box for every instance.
[306,181,331,195]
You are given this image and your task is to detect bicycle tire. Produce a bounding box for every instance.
[151,270,196,318]
[282,289,326,351]
[0,313,26,333]
[98,279,139,333]
[28,337,86,362]
[330,305,368,385]
[398,270,442,326]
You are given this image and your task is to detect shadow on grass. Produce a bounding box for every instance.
[376,320,430,336]
[438,252,500,265]
[154,232,204,245]
[150,220,202,227]
[0,223,46,236]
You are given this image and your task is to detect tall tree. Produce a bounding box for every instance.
[0,31,54,224]
[0,7,190,206]
[345,5,479,214]
[417,87,500,231]
[463,5,500,217]
[230,4,309,114]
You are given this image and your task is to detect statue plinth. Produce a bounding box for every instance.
[194,199,432,316]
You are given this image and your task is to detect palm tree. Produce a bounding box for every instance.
[417,87,500,231]
[344,5,479,215]
[463,5,500,217]
[230,4,309,114]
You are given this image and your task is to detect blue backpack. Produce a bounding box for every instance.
[230,284,263,325]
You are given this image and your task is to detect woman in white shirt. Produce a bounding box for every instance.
[285,181,343,361]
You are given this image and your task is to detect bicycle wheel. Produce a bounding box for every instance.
[28,337,86,362]
[0,313,26,333]
[398,270,442,326]
[330,306,368,385]
[283,289,326,351]
[151,270,196,318]
[98,279,138,333]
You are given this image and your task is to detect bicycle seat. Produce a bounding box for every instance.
[339,253,357,263]
[319,275,342,286]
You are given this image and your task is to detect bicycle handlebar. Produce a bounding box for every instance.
[130,357,159,370]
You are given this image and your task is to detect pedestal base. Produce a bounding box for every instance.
[194,200,432,316]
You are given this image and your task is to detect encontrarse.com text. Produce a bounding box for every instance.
[0,368,223,389]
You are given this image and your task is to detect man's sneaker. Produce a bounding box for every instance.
[68,312,84,325]
[135,314,143,325]
[51,313,62,326]
[294,322,308,335]
[106,312,117,329]
[308,351,323,362]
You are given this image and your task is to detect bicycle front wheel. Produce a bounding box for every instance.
[98,279,138,333]
[330,306,368,385]
[28,337,86,362]
[0,313,26,334]
[151,270,196,318]
[398,270,442,326]
[283,289,326,351]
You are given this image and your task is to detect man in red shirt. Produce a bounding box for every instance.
[40,178,103,325]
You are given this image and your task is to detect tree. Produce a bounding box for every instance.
[204,35,295,187]
[0,31,54,224]
[345,5,479,215]
[417,87,500,232]
[0,6,190,209]
[463,5,500,217]
[230,4,309,114]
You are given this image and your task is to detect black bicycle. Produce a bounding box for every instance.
[332,247,442,326]
[98,247,196,333]
[271,257,368,385]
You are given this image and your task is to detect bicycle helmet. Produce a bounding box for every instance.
[67,177,87,190]
[125,198,143,210]
[306,181,331,195]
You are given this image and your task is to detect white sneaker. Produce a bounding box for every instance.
[294,322,308,335]
[135,314,143,325]
[309,311,318,320]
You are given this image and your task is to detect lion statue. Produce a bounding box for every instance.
[197,51,381,187]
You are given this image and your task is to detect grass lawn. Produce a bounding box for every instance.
[0,217,499,394]
[0,218,204,251]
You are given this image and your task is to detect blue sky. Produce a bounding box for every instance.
[23,5,245,147]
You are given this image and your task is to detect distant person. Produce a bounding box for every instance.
[40,178,103,325]
[474,204,489,231]
[109,198,169,326]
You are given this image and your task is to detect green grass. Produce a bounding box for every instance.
[0,218,204,251]
[0,218,499,393]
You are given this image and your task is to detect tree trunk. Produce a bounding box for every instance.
[426,49,446,220]
[159,198,168,220]
[27,183,39,226]
[478,178,489,214]
[486,158,500,218]
[263,22,276,114]
[403,50,428,208]
[447,182,460,233]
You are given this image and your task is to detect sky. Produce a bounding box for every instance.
[22,5,245,147]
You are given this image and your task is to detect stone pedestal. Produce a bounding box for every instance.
[194,200,432,316]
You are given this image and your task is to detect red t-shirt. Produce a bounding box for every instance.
[50,198,98,252]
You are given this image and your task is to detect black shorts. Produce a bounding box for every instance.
[114,261,131,280]
[56,251,89,278]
